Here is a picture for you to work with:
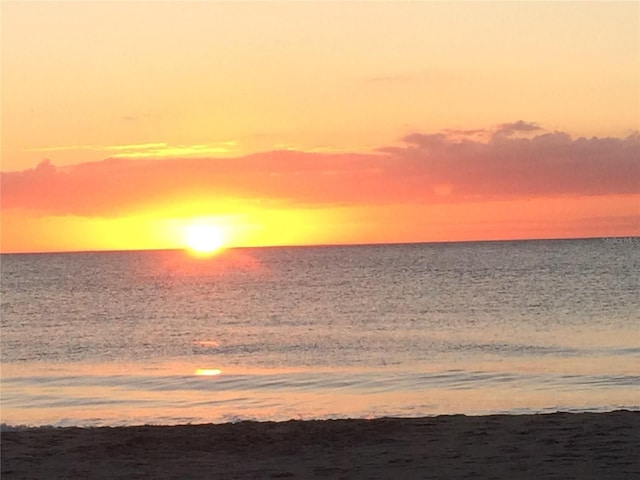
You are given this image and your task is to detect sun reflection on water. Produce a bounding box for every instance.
[194,368,223,376]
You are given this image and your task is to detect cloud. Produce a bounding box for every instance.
[387,127,639,199]
[366,69,461,85]
[24,142,238,158]
[2,123,638,218]
[402,133,448,149]
[494,120,542,137]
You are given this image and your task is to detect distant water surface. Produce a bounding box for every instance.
[1,239,638,427]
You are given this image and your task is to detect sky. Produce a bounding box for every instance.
[1,1,639,253]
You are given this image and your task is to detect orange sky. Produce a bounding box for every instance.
[1,2,639,253]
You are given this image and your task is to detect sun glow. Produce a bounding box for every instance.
[184,223,226,255]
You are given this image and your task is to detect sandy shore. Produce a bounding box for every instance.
[2,410,638,479]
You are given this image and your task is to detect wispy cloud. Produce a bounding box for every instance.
[23,142,238,158]
[366,69,460,85]
[108,143,238,158]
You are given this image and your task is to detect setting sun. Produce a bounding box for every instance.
[184,223,226,255]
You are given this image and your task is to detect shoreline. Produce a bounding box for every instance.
[2,410,638,479]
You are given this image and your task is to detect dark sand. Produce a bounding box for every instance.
[2,410,638,479]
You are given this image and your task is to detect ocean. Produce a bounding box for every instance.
[1,238,638,427]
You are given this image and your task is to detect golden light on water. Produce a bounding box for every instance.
[194,340,220,348]
[194,368,222,376]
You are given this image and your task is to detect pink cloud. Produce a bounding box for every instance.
[2,123,638,217]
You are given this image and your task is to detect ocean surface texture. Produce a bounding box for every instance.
[1,239,638,427]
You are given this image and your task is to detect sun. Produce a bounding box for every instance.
[183,223,226,255]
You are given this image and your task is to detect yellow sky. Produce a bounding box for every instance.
[1,1,639,252]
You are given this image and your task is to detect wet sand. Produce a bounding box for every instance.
[2,410,638,479]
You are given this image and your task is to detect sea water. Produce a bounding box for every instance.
[1,239,638,427]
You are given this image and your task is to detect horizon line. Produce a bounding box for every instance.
[1,234,635,256]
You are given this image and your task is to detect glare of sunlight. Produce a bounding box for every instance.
[183,223,226,256]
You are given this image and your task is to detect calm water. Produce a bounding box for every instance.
[1,239,639,427]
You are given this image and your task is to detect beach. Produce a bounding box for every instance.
[2,410,638,479]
